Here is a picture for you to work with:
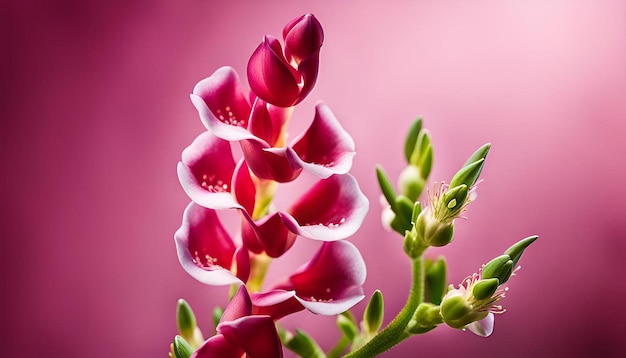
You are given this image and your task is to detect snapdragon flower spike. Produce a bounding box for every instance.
[177,131,242,210]
[247,14,323,107]
[251,241,366,319]
[174,202,250,286]
[192,286,283,358]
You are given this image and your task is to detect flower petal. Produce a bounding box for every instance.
[174,202,241,286]
[281,174,369,241]
[240,139,303,182]
[231,159,256,215]
[283,14,324,65]
[177,131,241,210]
[241,212,298,258]
[191,334,243,358]
[219,286,252,324]
[250,289,304,320]
[191,66,254,141]
[247,35,300,107]
[467,313,495,337]
[248,97,292,147]
[219,316,283,358]
[271,241,366,315]
[287,102,356,178]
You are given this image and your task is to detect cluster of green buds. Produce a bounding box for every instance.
[413,142,490,248]
[378,117,491,259]
[439,236,538,336]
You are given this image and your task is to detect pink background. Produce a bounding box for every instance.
[4,1,626,356]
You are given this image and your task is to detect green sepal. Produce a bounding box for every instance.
[176,299,197,341]
[417,135,433,180]
[172,335,193,358]
[337,311,358,340]
[411,201,422,225]
[395,195,415,228]
[481,254,514,284]
[504,235,538,266]
[283,329,326,358]
[472,278,499,300]
[463,143,491,168]
[449,158,485,189]
[212,306,224,330]
[376,165,397,211]
[425,256,447,305]
[404,118,423,163]
[362,290,384,334]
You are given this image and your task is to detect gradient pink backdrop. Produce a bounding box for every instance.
[4,1,626,357]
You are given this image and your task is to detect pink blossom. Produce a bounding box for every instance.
[191,286,283,358]
[251,241,366,318]
[247,14,323,107]
[174,202,250,286]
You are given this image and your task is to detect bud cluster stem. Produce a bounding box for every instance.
[345,256,424,358]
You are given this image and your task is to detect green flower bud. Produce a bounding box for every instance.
[212,306,224,330]
[449,158,485,189]
[172,335,193,358]
[462,143,491,168]
[362,290,384,334]
[472,278,500,301]
[376,165,397,210]
[416,210,455,247]
[337,312,358,340]
[425,256,447,305]
[404,118,423,163]
[438,184,469,219]
[481,255,514,284]
[504,235,538,266]
[440,291,488,329]
[398,165,425,202]
[176,299,197,342]
[283,329,326,358]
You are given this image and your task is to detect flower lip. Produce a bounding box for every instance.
[174,202,243,286]
[285,102,356,179]
[177,131,243,210]
[191,66,252,139]
[284,174,369,241]
[268,241,367,316]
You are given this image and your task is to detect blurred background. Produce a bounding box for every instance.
[3,0,626,356]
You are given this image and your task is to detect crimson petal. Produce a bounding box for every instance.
[280,174,369,241]
[287,102,356,178]
[174,202,241,286]
[241,212,298,258]
[219,286,252,323]
[272,241,366,315]
[177,131,241,210]
[191,66,254,141]
[283,14,324,65]
[250,290,304,320]
[191,335,243,358]
[240,139,302,182]
[219,316,283,358]
[247,35,300,107]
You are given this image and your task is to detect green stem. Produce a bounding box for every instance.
[344,256,424,358]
